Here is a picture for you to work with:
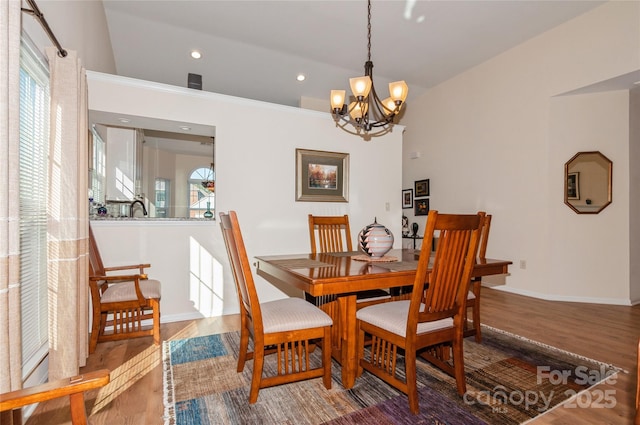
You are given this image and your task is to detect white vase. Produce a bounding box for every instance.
[358,218,394,257]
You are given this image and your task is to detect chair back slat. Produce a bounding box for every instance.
[308,214,352,254]
[219,211,263,330]
[88,224,106,276]
[479,214,492,259]
[411,211,484,329]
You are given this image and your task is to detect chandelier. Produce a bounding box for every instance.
[201,162,215,192]
[330,0,408,138]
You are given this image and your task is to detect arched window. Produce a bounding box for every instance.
[188,167,214,218]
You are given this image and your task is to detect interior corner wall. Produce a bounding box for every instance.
[401,1,639,304]
[630,86,640,305]
[548,91,630,302]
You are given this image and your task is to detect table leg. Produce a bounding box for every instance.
[337,294,358,389]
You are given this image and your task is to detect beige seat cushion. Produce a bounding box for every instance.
[261,297,332,333]
[101,278,161,303]
[356,300,453,338]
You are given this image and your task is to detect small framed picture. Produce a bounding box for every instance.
[415,198,429,216]
[415,179,430,197]
[402,189,413,209]
[567,172,580,200]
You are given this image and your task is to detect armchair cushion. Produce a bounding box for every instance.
[101,279,161,303]
[356,300,453,337]
[261,297,332,333]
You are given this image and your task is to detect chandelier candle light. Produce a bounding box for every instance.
[330,0,408,138]
[201,162,215,192]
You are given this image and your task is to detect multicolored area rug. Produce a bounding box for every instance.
[162,326,618,425]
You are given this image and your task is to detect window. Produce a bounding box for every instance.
[188,167,214,218]
[155,178,170,218]
[89,126,106,211]
[19,36,50,377]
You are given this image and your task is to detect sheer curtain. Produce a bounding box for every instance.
[45,47,89,380]
[0,0,23,392]
[1,0,89,408]
[1,1,24,424]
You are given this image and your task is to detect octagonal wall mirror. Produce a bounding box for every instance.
[564,151,612,214]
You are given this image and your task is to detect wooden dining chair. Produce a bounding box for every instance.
[307,214,391,306]
[465,214,491,342]
[88,225,161,353]
[219,211,333,403]
[308,214,353,255]
[356,210,484,414]
[0,369,110,425]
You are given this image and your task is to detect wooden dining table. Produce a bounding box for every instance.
[254,248,511,389]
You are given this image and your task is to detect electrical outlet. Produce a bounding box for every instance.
[519,260,527,269]
[385,202,390,211]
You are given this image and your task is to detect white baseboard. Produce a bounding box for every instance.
[160,311,210,324]
[489,284,633,306]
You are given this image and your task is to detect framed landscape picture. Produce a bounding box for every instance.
[402,189,413,209]
[415,198,429,216]
[415,179,430,197]
[295,148,349,202]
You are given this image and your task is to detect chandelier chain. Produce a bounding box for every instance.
[367,0,372,63]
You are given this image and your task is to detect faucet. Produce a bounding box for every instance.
[130,199,148,217]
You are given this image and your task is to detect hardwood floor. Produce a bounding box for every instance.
[25,289,639,424]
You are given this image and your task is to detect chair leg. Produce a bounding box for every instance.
[322,327,332,390]
[452,335,467,396]
[152,300,161,345]
[249,345,265,404]
[472,303,481,343]
[405,349,419,414]
[237,327,249,372]
[89,307,102,354]
[356,323,364,377]
[472,278,482,343]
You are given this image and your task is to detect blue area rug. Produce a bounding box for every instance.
[162,327,619,425]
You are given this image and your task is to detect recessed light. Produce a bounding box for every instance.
[179,125,191,131]
[191,50,202,59]
[296,74,306,82]
[118,118,131,123]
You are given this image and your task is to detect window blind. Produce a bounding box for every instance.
[19,37,50,378]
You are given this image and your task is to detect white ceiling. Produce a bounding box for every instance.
[101,0,608,108]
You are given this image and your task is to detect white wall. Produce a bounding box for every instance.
[21,0,115,74]
[88,72,404,321]
[401,1,640,304]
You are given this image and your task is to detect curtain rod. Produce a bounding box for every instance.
[21,0,68,58]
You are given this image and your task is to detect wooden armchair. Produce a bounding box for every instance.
[0,369,110,425]
[465,214,492,342]
[220,211,333,403]
[356,210,484,414]
[88,225,161,353]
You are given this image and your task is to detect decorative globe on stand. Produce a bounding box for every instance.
[358,218,394,258]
